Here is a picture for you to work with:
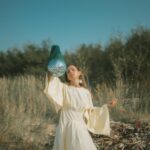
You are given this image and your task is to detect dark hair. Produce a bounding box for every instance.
[64,64,88,88]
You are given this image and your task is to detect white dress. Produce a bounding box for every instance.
[44,75,111,150]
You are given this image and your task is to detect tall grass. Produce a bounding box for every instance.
[92,79,150,123]
[0,75,56,149]
[0,75,149,148]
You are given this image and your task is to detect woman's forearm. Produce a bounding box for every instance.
[47,71,52,82]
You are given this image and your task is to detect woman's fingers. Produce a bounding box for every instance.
[108,99,117,108]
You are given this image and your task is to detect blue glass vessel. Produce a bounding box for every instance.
[47,45,67,77]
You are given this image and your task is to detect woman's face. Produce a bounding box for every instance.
[67,65,81,81]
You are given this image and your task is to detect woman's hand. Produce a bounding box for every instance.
[47,71,52,82]
[107,99,117,108]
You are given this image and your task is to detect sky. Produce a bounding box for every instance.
[0,0,150,52]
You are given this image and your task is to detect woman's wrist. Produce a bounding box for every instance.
[107,99,117,108]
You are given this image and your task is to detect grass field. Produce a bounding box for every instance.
[0,75,149,149]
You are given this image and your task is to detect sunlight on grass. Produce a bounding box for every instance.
[0,75,149,149]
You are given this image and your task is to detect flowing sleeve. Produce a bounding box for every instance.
[44,73,64,114]
[83,91,111,136]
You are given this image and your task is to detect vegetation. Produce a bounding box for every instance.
[0,26,150,149]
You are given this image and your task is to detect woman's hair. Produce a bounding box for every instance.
[64,64,88,88]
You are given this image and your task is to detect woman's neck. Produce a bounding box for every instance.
[70,79,80,87]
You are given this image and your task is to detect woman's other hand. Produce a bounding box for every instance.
[107,99,117,108]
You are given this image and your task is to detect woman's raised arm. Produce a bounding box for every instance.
[44,72,65,114]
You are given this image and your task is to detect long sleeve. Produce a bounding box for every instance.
[83,91,111,136]
[44,73,64,113]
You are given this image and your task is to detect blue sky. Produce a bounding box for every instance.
[0,0,150,52]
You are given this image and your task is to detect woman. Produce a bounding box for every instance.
[44,64,116,150]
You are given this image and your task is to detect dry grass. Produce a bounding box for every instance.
[0,75,57,149]
[93,79,150,123]
[0,75,149,149]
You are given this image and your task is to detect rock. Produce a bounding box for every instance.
[119,143,124,148]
